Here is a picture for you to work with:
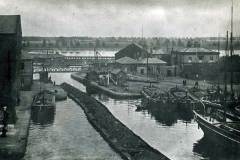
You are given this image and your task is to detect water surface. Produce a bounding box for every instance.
[23,84,121,159]
[49,73,240,160]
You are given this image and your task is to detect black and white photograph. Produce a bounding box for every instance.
[0,0,240,159]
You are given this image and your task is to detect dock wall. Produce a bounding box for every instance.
[0,91,32,160]
[71,73,142,99]
[61,82,170,160]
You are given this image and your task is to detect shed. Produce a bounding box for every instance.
[115,43,149,60]
[137,58,167,75]
[115,56,138,73]
[110,69,127,86]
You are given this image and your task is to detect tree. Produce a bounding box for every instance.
[60,37,67,47]
[186,40,193,47]
[75,41,81,48]
[114,42,119,49]
[193,41,201,47]
[177,39,184,47]
[102,42,106,48]
[55,39,60,48]
[171,40,176,48]
[155,38,160,48]
[42,39,46,47]
[163,39,170,52]
[27,41,30,47]
[95,39,100,48]
[88,42,93,48]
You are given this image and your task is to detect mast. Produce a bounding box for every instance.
[224,31,228,98]
[141,24,149,85]
[230,0,234,95]
[217,34,220,88]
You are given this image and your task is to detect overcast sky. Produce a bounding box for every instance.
[0,0,240,37]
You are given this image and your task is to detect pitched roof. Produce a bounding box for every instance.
[131,43,146,50]
[110,68,125,75]
[176,47,219,55]
[0,15,21,34]
[115,43,149,59]
[152,49,166,55]
[138,58,166,64]
[116,56,138,64]
[180,48,212,52]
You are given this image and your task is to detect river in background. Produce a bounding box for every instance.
[31,48,240,57]
[28,72,240,160]
[57,49,240,57]
[57,49,117,57]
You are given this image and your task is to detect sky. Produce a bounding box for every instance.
[0,0,240,37]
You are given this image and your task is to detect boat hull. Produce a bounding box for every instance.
[141,91,177,113]
[32,90,56,108]
[141,91,193,113]
[194,111,240,150]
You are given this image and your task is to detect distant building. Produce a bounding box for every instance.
[114,44,171,76]
[115,43,149,60]
[151,49,166,59]
[152,49,172,65]
[110,69,127,86]
[172,48,219,64]
[137,58,167,75]
[0,15,22,107]
[20,52,33,90]
[115,56,138,73]
[172,47,220,78]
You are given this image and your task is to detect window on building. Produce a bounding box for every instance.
[198,55,204,60]
[141,69,144,75]
[198,55,204,63]
[188,56,192,63]
[210,56,213,61]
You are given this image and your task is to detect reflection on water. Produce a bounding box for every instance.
[31,106,56,127]
[193,137,240,160]
[146,108,178,126]
[142,101,194,126]
[24,98,122,160]
[49,73,240,160]
[93,94,202,160]
[97,93,111,102]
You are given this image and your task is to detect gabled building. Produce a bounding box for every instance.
[115,56,138,73]
[151,49,166,59]
[172,47,219,65]
[114,43,172,77]
[0,15,22,109]
[171,47,220,78]
[137,58,167,75]
[110,69,127,86]
[115,43,149,60]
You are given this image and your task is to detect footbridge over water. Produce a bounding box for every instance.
[32,54,115,73]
